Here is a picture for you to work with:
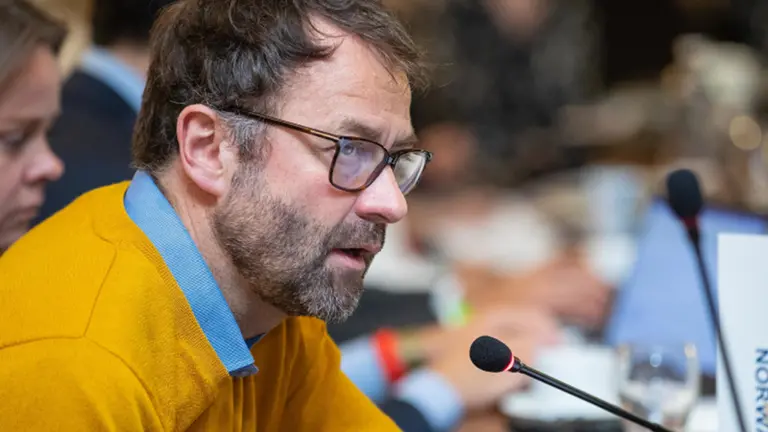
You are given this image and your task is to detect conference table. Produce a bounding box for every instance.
[500,398,716,431]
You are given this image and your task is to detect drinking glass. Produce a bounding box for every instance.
[617,343,701,431]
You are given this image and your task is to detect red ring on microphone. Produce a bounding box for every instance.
[503,353,515,372]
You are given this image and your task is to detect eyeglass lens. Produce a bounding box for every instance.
[331,138,427,194]
[392,151,427,195]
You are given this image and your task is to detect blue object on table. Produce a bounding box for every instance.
[604,198,766,376]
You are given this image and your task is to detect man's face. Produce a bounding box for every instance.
[213,23,414,323]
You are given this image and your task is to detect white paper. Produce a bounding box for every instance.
[717,233,768,431]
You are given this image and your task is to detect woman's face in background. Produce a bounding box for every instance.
[0,45,64,252]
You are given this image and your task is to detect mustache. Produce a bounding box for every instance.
[327,222,386,250]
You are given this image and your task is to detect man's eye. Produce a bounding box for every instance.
[340,144,359,156]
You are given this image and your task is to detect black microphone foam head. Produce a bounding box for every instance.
[470,335,513,373]
[666,169,703,220]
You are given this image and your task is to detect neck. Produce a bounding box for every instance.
[159,169,286,338]
[106,43,151,79]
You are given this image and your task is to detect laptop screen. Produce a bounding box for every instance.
[604,198,766,375]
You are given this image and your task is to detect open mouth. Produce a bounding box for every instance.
[329,248,368,270]
[337,248,365,259]
[330,243,381,268]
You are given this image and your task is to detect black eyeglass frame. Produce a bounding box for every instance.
[222,107,433,194]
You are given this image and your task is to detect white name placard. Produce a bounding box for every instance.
[718,234,768,431]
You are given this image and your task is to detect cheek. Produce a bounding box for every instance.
[0,157,23,218]
[264,149,356,226]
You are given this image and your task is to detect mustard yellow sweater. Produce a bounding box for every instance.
[0,181,398,431]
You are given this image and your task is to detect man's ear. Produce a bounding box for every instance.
[176,104,235,198]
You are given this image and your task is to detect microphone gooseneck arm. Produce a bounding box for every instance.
[666,168,747,432]
[688,232,747,432]
[516,361,674,432]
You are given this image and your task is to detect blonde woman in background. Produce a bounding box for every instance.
[29,0,92,76]
[0,0,66,254]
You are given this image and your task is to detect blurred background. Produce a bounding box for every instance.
[26,0,768,430]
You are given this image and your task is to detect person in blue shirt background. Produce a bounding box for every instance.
[343,305,561,430]
[36,0,171,222]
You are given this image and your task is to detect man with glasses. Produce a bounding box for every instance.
[0,0,437,430]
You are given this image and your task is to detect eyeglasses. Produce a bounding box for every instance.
[224,107,432,195]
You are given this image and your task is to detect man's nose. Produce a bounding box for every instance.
[353,167,407,225]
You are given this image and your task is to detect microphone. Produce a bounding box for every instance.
[469,336,673,432]
[665,169,747,432]
[665,169,704,243]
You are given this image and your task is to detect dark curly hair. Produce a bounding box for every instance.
[131,0,428,174]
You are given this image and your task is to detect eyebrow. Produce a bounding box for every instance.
[337,117,419,151]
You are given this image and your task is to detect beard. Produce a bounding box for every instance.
[212,162,385,323]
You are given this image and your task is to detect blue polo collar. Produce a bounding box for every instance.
[124,170,258,377]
